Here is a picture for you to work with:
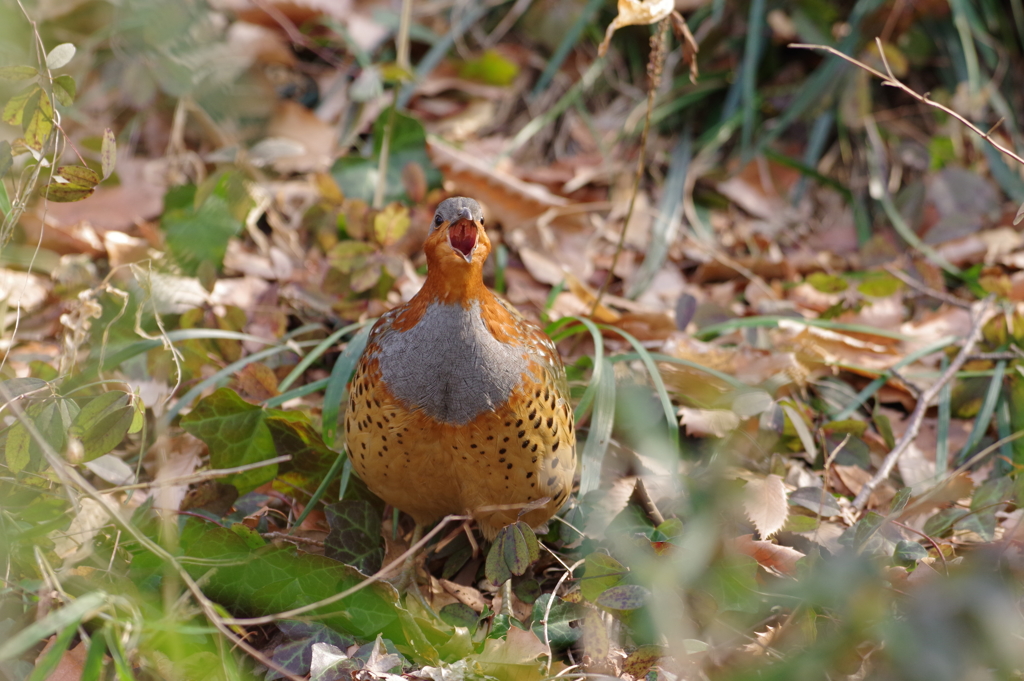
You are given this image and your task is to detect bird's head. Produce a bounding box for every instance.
[424,197,490,273]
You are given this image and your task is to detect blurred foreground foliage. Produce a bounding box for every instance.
[2,0,1024,680]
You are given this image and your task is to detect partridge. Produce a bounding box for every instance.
[345,197,576,540]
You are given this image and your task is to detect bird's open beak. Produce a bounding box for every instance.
[447,207,481,263]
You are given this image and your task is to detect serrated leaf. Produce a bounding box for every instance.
[180,387,281,494]
[595,584,650,611]
[45,43,76,70]
[324,500,384,575]
[0,65,37,81]
[101,128,116,180]
[52,75,75,106]
[743,474,789,539]
[580,553,626,602]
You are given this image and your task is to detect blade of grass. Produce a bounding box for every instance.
[530,0,605,98]
[322,322,373,448]
[579,357,615,496]
[936,353,951,476]
[600,326,678,450]
[627,131,690,298]
[278,322,364,392]
[26,621,78,681]
[161,343,305,425]
[955,359,1006,464]
[263,377,329,408]
[642,352,749,390]
[832,337,958,421]
[494,243,508,295]
[739,0,766,158]
[547,316,604,420]
[695,315,917,341]
[291,448,349,529]
[997,396,1012,474]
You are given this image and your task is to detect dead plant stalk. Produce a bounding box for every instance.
[790,40,1024,169]
[591,19,668,317]
[851,297,996,511]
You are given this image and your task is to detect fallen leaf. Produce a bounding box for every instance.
[732,534,805,574]
[743,474,789,539]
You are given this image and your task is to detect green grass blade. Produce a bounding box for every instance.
[579,357,615,496]
[278,322,363,392]
[0,591,106,662]
[832,337,958,421]
[600,326,679,450]
[263,377,330,408]
[739,0,766,157]
[936,354,952,476]
[530,0,605,98]
[26,621,78,681]
[322,322,373,448]
[292,447,348,528]
[695,315,915,342]
[627,132,690,298]
[956,359,1006,464]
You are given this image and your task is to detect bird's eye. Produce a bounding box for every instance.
[480,217,485,225]
[434,214,443,226]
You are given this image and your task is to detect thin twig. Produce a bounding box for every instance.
[883,264,972,309]
[591,20,668,317]
[790,40,1024,168]
[852,297,996,510]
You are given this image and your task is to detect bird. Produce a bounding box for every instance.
[344,196,576,548]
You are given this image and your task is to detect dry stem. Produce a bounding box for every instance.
[790,40,1024,169]
[851,297,996,510]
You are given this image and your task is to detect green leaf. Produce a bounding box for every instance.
[923,507,968,537]
[892,540,928,564]
[595,584,650,611]
[857,271,901,297]
[42,165,100,203]
[971,477,1012,512]
[501,522,538,577]
[71,391,130,438]
[266,414,338,475]
[889,487,912,515]
[24,90,54,150]
[0,377,48,399]
[806,272,848,293]
[438,603,479,630]
[5,420,32,473]
[159,520,402,641]
[180,387,282,494]
[458,50,519,86]
[161,187,243,276]
[27,621,79,681]
[0,65,37,81]
[0,591,107,662]
[579,552,626,603]
[79,406,135,461]
[530,593,581,649]
[52,74,76,106]
[100,128,116,179]
[45,43,76,70]
[484,531,513,586]
[324,500,384,575]
[1,85,37,125]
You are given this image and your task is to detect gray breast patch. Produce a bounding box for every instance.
[376,301,529,425]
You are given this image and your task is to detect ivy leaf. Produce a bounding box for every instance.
[324,500,384,575]
[595,584,650,611]
[180,388,282,494]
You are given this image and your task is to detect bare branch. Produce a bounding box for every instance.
[790,41,1024,168]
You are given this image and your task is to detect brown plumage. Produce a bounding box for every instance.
[345,197,576,539]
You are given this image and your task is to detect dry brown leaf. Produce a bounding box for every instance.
[266,101,338,173]
[598,0,674,56]
[35,639,88,681]
[733,534,805,575]
[743,474,789,539]
[833,464,896,509]
[678,407,740,438]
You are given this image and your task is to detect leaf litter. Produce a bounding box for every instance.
[3,0,1024,679]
